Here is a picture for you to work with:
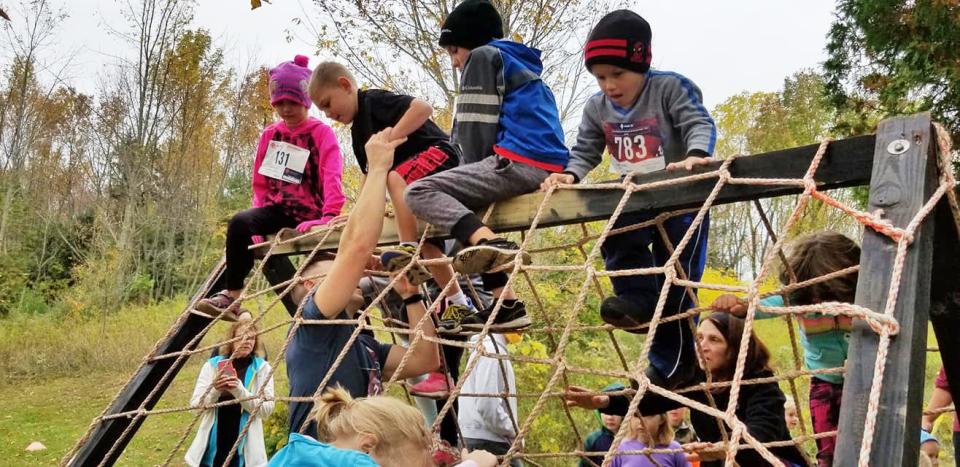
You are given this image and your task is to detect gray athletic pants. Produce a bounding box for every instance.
[404,155,550,242]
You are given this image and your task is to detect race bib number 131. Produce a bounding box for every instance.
[258,140,309,184]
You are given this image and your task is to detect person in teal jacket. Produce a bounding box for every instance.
[710,231,860,467]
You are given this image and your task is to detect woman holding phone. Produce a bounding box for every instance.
[185,319,275,467]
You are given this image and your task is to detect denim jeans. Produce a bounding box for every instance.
[600,211,709,379]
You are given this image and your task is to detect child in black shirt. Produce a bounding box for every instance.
[309,62,474,398]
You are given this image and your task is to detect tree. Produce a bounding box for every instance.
[0,0,67,254]
[709,71,861,277]
[88,0,199,307]
[824,0,960,144]
[305,0,612,135]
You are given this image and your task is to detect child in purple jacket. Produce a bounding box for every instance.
[197,55,345,321]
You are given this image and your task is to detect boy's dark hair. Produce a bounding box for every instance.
[585,10,652,74]
[703,313,772,382]
[438,0,503,50]
[779,231,860,305]
[303,251,337,270]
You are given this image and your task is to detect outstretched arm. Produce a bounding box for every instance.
[383,273,440,380]
[312,129,405,316]
[389,98,433,141]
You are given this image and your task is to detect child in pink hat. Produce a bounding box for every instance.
[196,55,345,321]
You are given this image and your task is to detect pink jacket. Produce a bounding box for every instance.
[252,117,345,223]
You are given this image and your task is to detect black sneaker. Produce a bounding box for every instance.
[644,359,699,391]
[437,302,477,334]
[600,296,654,334]
[459,300,531,333]
[453,238,531,275]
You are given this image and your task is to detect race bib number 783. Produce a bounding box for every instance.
[603,118,665,175]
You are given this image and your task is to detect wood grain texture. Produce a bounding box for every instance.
[834,113,937,466]
[261,135,876,256]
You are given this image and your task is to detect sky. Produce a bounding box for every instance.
[23,0,837,112]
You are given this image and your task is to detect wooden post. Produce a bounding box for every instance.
[835,114,938,466]
[928,189,960,408]
[67,258,299,466]
[67,264,225,466]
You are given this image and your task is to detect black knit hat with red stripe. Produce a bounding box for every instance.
[438,0,504,50]
[584,10,652,74]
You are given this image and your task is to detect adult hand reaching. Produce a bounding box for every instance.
[710,293,748,318]
[364,128,406,174]
[563,385,611,410]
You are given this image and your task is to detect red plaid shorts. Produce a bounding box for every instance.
[394,146,455,184]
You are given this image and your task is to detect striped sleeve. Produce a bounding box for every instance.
[565,96,606,182]
[451,46,504,164]
[663,73,717,157]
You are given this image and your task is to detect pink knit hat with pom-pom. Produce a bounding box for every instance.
[269,55,312,108]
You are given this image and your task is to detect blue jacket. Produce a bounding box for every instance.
[451,39,569,171]
[268,433,379,467]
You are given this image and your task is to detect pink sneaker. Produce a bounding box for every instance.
[432,439,461,466]
[194,291,249,322]
[410,372,454,399]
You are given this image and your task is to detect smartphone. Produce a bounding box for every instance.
[217,359,237,378]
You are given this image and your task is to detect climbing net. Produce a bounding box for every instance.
[66,122,960,467]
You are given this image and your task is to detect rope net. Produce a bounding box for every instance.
[66,123,960,467]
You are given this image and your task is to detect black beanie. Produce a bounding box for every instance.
[584,10,652,74]
[438,0,504,50]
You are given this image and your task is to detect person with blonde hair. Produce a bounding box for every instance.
[269,386,497,467]
[610,413,687,467]
[282,130,444,439]
[185,319,275,467]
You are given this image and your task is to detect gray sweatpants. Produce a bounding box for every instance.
[404,155,550,234]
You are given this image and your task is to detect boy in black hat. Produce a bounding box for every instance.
[541,9,717,389]
[404,0,570,334]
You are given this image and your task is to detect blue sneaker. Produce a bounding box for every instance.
[380,244,432,286]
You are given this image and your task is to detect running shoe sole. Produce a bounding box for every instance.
[409,390,450,400]
[459,314,532,332]
[381,249,433,286]
[194,297,244,322]
[452,245,532,275]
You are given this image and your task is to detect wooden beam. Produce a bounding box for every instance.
[928,189,960,410]
[835,114,938,465]
[261,134,876,256]
[67,264,224,466]
[67,257,300,466]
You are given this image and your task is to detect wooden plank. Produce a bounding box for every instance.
[835,114,938,465]
[262,135,876,256]
[928,189,960,409]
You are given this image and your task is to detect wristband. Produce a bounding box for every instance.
[402,294,423,306]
